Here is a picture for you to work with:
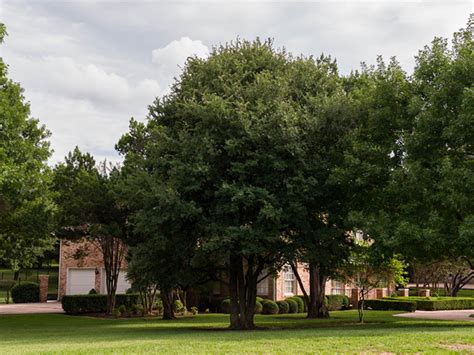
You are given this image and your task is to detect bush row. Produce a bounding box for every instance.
[219,295,351,315]
[62,294,141,314]
[364,299,417,312]
[385,296,474,311]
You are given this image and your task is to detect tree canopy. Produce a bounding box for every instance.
[0,24,56,273]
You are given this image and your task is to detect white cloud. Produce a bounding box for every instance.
[152,37,209,92]
[1,0,472,164]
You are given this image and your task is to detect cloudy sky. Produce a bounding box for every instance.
[1,1,472,164]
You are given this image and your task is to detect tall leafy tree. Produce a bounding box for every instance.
[284,55,355,318]
[0,24,56,275]
[386,29,474,294]
[119,39,305,329]
[54,148,128,314]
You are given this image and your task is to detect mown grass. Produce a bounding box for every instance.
[0,311,472,353]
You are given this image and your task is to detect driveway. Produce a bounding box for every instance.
[394,309,474,322]
[0,301,63,315]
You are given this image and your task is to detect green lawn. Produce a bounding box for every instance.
[0,311,472,353]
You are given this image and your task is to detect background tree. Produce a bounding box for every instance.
[54,148,128,314]
[119,39,306,329]
[0,23,56,277]
[343,237,407,323]
[284,55,355,319]
[350,29,474,296]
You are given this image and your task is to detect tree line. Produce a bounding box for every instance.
[1,22,472,329]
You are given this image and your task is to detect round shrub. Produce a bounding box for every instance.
[220,298,231,314]
[294,295,307,312]
[276,300,289,314]
[286,298,298,313]
[342,295,350,309]
[287,296,304,313]
[254,300,263,314]
[88,288,97,295]
[256,296,264,303]
[262,300,279,314]
[11,282,39,303]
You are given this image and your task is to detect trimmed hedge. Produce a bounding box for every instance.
[293,295,307,312]
[287,296,304,313]
[220,298,266,314]
[325,295,350,311]
[276,300,289,314]
[11,282,39,303]
[262,300,279,314]
[388,297,474,311]
[286,298,298,313]
[62,293,140,314]
[364,299,416,312]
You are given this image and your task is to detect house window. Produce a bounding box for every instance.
[331,280,344,295]
[257,276,269,295]
[283,266,295,294]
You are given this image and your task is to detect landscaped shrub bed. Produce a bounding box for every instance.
[325,295,350,311]
[62,293,140,314]
[364,299,417,312]
[286,298,298,313]
[261,300,279,314]
[286,296,304,313]
[386,296,474,311]
[276,300,289,314]
[11,282,40,303]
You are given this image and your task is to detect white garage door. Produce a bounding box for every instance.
[68,269,95,295]
[101,269,131,294]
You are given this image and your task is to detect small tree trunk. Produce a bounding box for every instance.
[161,289,176,320]
[228,254,260,330]
[307,263,329,319]
[358,288,365,323]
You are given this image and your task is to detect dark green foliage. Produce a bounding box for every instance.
[0,24,56,273]
[287,296,304,313]
[88,289,97,295]
[276,300,289,314]
[61,294,140,314]
[261,300,279,314]
[254,300,263,314]
[386,296,474,311]
[325,295,350,311]
[364,299,416,312]
[293,295,307,312]
[11,282,39,303]
[286,298,298,313]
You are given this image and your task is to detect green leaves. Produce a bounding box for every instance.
[0,25,56,269]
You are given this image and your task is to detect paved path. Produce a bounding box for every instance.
[0,301,63,315]
[394,309,474,322]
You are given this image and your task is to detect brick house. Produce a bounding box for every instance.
[59,239,388,304]
[58,238,130,299]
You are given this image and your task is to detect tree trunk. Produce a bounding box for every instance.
[358,289,365,323]
[228,254,260,330]
[161,289,176,320]
[306,263,329,319]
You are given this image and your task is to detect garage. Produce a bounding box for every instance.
[67,268,96,295]
[101,269,131,294]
